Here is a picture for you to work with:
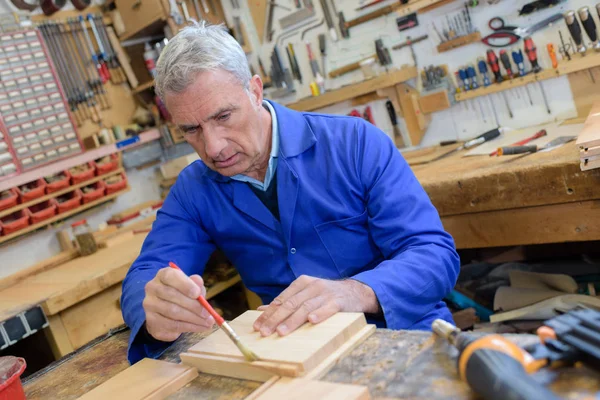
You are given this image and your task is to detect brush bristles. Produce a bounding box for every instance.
[220,321,260,362]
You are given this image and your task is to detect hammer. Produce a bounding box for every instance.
[328,39,391,78]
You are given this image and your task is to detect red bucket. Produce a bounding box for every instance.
[0,356,26,400]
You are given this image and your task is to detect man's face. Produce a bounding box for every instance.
[165,70,269,178]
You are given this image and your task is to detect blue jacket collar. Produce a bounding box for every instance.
[202,99,316,183]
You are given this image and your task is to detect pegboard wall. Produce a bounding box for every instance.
[222,0,598,147]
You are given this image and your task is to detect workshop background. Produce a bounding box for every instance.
[0,0,598,392]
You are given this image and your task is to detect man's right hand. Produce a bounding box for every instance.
[142,267,215,342]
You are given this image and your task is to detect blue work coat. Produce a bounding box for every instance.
[121,100,460,364]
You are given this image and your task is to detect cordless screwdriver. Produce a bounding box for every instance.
[433,319,562,400]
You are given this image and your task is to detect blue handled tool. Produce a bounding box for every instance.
[477,58,491,86]
[511,49,526,76]
[458,67,470,91]
[467,64,479,89]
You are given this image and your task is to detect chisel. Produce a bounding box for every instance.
[385,100,405,148]
[497,135,575,156]
[319,0,338,41]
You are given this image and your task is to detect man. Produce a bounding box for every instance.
[121,21,460,364]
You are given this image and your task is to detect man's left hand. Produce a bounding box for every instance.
[252,275,379,337]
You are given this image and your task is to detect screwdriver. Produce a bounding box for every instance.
[486,49,503,83]
[511,49,533,105]
[477,58,491,86]
[433,319,561,400]
[564,10,587,54]
[318,33,327,78]
[499,50,513,79]
[578,7,600,51]
[458,67,470,90]
[466,64,478,89]
[524,36,551,114]
[547,44,558,68]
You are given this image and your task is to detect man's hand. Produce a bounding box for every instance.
[252,275,379,337]
[143,267,215,342]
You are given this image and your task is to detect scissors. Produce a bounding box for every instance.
[481,13,564,47]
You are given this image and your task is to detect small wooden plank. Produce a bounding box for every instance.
[76,358,197,400]
[442,200,600,249]
[419,89,451,114]
[182,311,373,382]
[107,26,139,88]
[248,378,371,400]
[287,68,418,112]
[395,83,429,146]
[45,314,75,360]
[576,101,600,149]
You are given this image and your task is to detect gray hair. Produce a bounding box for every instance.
[154,20,252,100]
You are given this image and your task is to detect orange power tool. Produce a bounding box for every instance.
[433,308,600,400]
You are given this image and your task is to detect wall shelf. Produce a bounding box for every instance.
[437,32,481,53]
[455,51,600,102]
[0,186,130,245]
[0,168,124,219]
[0,129,159,192]
[286,67,418,112]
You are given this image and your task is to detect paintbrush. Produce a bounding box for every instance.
[168,262,260,362]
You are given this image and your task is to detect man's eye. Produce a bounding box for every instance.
[182,127,198,134]
[218,113,231,122]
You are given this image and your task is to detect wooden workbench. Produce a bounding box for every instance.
[23,326,600,399]
[411,134,600,249]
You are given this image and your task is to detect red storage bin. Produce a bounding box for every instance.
[81,181,106,204]
[44,171,71,194]
[16,179,46,202]
[0,210,30,235]
[104,173,127,195]
[28,200,58,224]
[69,162,95,185]
[0,189,18,211]
[56,190,82,214]
[94,154,119,175]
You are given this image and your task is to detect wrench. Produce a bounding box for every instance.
[168,0,184,25]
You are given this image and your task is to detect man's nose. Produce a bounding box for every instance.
[204,133,227,159]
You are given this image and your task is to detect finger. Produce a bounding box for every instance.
[151,282,208,319]
[307,301,341,325]
[276,296,325,336]
[258,283,322,337]
[144,296,215,328]
[257,305,269,311]
[157,267,202,299]
[189,275,207,298]
[253,275,314,332]
[146,312,210,341]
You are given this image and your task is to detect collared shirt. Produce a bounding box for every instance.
[230,100,279,191]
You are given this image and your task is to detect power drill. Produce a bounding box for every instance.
[433,319,561,400]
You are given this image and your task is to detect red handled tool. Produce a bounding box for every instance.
[490,129,547,156]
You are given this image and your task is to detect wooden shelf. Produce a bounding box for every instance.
[131,80,155,94]
[286,67,418,112]
[437,32,481,53]
[346,0,448,30]
[456,51,600,102]
[0,168,124,219]
[0,129,160,192]
[206,274,242,300]
[0,186,130,245]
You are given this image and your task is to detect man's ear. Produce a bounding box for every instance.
[249,74,264,107]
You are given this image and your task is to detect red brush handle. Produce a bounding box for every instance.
[168,262,225,326]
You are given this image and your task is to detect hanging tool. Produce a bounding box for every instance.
[499,49,513,79]
[524,36,551,114]
[328,39,390,78]
[490,128,547,156]
[191,0,202,18]
[546,44,558,68]
[578,6,600,51]
[433,318,562,400]
[86,13,112,82]
[79,15,109,83]
[482,13,563,47]
[498,135,575,155]
[385,100,405,148]
[285,43,302,82]
[319,0,338,42]
[169,262,259,361]
[168,0,184,25]
[511,49,533,105]
[265,1,276,42]
[477,58,491,86]
[564,10,586,54]
[177,0,191,21]
[558,30,571,60]
[279,7,315,29]
[233,16,245,45]
[355,0,386,11]
[230,0,239,8]
[90,14,125,83]
[391,34,427,66]
[200,0,210,13]
[68,18,110,109]
[306,41,325,93]
[486,49,503,83]
[318,33,326,78]
[466,64,478,89]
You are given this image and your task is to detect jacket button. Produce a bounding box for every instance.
[290,248,296,254]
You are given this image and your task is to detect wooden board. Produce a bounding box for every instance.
[287,68,418,112]
[576,101,600,149]
[181,311,375,382]
[442,200,600,249]
[77,358,197,400]
[395,83,429,146]
[247,377,370,400]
